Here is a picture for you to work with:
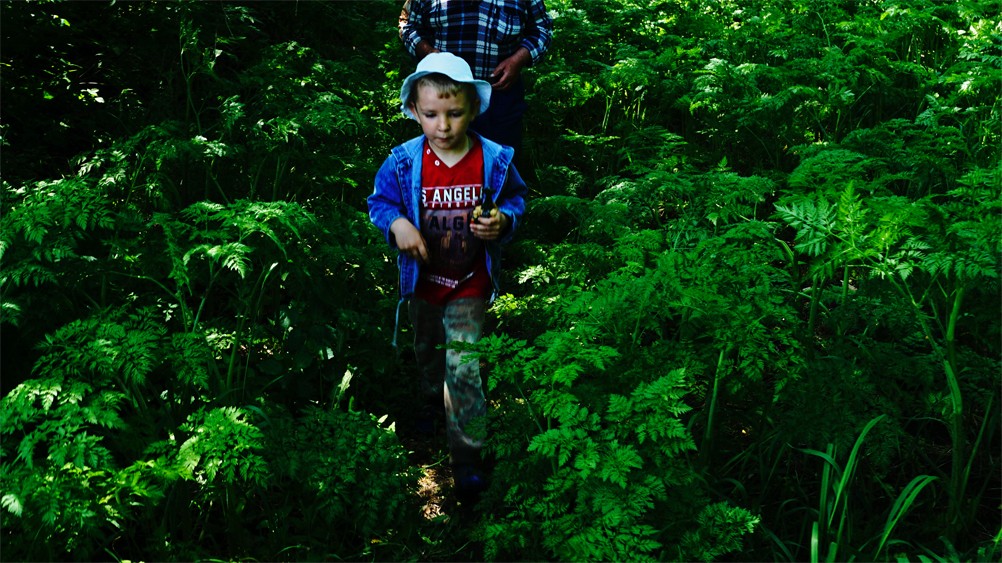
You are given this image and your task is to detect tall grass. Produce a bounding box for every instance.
[799,415,940,562]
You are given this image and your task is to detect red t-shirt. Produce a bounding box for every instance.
[415,138,492,306]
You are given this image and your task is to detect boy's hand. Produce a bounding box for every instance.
[390,218,429,263]
[471,211,509,241]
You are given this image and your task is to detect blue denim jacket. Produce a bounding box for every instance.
[368,132,527,305]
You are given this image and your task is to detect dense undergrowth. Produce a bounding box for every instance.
[1,0,999,561]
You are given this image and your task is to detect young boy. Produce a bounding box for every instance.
[367,53,527,500]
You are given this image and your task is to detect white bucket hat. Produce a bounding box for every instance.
[400,52,492,120]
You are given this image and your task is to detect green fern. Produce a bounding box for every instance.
[33,307,165,392]
[176,406,268,486]
[679,502,760,561]
[1,364,164,560]
[774,198,837,258]
[263,405,419,555]
[3,376,123,470]
[480,322,753,561]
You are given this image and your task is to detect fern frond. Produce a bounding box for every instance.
[775,198,837,257]
[1,300,23,327]
[680,502,760,561]
[1,494,23,517]
[2,373,124,472]
[34,308,165,388]
[598,442,643,488]
[177,406,267,486]
[183,242,253,278]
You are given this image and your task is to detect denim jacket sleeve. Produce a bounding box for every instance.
[368,152,411,248]
[480,135,526,244]
[369,138,425,300]
[494,163,526,244]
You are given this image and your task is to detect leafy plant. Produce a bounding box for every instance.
[2,0,999,560]
[0,307,169,560]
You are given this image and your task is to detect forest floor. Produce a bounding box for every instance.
[398,423,486,561]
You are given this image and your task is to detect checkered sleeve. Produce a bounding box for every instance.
[519,0,553,65]
[399,0,429,57]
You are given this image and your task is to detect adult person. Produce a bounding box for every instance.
[398,0,553,168]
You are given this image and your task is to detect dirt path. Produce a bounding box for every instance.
[399,428,485,561]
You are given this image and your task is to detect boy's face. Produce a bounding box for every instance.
[410,84,477,155]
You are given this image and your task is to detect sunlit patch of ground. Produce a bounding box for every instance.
[396,417,485,561]
[417,463,454,521]
[399,425,458,521]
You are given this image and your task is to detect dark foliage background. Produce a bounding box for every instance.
[1,0,999,561]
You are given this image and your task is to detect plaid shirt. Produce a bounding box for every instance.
[400,0,553,81]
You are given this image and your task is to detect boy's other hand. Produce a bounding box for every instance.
[390,218,429,263]
[471,211,509,241]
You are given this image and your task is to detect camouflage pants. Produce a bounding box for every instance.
[409,297,487,464]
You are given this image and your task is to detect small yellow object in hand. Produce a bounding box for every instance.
[471,205,498,222]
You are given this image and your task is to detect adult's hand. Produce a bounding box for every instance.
[490,48,531,91]
[416,40,440,58]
